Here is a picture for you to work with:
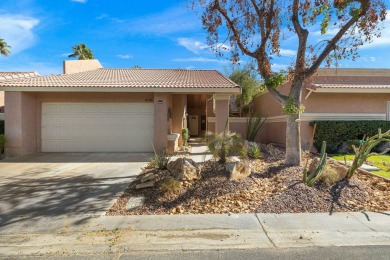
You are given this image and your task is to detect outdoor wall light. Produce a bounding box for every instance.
[158,100,163,104]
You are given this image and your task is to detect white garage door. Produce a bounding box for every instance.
[41,102,154,152]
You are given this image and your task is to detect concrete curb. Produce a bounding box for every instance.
[0,212,389,257]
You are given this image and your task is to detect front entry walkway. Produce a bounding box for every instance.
[171,138,213,163]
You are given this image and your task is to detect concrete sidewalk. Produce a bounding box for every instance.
[0,212,389,257]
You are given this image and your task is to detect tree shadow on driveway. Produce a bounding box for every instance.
[0,153,149,229]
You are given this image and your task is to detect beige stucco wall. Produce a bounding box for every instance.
[254,81,390,149]
[303,90,390,113]
[0,91,4,107]
[154,93,171,153]
[230,120,268,143]
[0,91,4,113]
[215,98,230,133]
[5,92,37,156]
[63,60,103,74]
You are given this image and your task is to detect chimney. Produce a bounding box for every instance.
[63,59,103,74]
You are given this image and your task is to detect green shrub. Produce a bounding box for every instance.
[0,120,4,135]
[205,130,243,163]
[159,178,181,194]
[247,142,262,159]
[310,121,390,153]
[0,134,6,154]
[182,128,189,147]
[149,149,170,170]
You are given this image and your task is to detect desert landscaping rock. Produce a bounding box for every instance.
[140,172,158,183]
[135,181,155,189]
[229,161,252,181]
[226,156,241,163]
[126,196,145,210]
[108,146,390,216]
[167,157,201,181]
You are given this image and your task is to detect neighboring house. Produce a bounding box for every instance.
[254,68,390,150]
[0,72,39,120]
[0,60,240,156]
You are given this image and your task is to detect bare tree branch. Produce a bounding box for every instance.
[267,87,288,104]
[307,0,370,76]
[250,0,265,39]
[291,0,308,75]
[214,0,256,58]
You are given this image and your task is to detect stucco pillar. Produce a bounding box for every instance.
[214,94,230,133]
[154,93,170,153]
[5,92,37,156]
[172,94,187,146]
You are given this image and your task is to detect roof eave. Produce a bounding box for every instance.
[305,87,390,93]
[0,86,241,94]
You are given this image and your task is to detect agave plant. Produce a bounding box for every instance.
[246,113,266,142]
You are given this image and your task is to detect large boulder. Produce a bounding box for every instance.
[308,157,349,186]
[327,158,349,180]
[228,161,252,181]
[167,158,201,181]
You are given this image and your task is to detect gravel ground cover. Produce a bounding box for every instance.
[107,146,389,215]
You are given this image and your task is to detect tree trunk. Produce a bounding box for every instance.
[285,79,304,166]
[285,114,301,166]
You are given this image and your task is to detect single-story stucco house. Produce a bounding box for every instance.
[2,62,389,157]
[254,68,390,150]
[0,72,39,120]
[0,60,240,157]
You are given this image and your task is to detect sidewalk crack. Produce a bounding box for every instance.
[348,212,390,240]
[255,214,277,248]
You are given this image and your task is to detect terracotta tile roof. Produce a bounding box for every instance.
[0,72,40,81]
[0,69,239,89]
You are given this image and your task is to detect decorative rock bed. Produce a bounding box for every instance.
[107,145,390,215]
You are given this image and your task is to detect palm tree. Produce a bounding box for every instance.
[68,43,94,60]
[0,39,11,56]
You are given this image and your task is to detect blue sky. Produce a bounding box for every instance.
[0,0,390,75]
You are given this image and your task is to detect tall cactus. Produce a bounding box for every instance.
[346,129,390,179]
[303,141,327,187]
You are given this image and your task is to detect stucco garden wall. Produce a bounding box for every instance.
[254,85,390,150]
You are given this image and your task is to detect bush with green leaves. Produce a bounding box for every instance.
[246,113,266,142]
[149,149,170,170]
[205,129,243,164]
[159,178,181,194]
[310,121,390,153]
[182,128,189,147]
[229,66,263,116]
[0,134,6,154]
[246,142,262,159]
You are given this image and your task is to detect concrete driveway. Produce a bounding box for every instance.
[0,153,150,226]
